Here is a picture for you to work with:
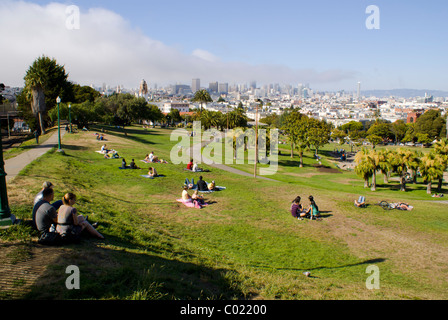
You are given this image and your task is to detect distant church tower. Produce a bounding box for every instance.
[139,79,148,97]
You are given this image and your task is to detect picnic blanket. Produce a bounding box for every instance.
[141,174,165,179]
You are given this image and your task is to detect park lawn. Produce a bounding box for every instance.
[1,125,447,300]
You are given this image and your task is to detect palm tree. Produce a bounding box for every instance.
[434,138,448,192]
[192,89,212,112]
[419,152,444,194]
[390,148,414,192]
[367,149,380,191]
[24,65,47,134]
[408,150,422,184]
[377,149,392,184]
[354,148,374,188]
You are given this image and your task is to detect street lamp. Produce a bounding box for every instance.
[68,104,72,133]
[56,96,63,153]
[0,118,14,228]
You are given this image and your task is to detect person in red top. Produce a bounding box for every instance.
[187,159,193,170]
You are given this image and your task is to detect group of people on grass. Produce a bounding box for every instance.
[184,176,216,192]
[32,181,104,246]
[290,195,321,220]
[179,176,219,209]
[143,152,168,164]
[186,159,209,172]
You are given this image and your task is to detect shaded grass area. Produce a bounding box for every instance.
[1,124,447,300]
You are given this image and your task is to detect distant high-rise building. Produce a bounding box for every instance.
[357,82,361,101]
[209,82,218,93]
[192,78,200,93]
[250,81,257,90]
[218,83,228,94]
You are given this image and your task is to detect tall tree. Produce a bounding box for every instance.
[433,138,448,191]
[419,152,445,194]
[23,56,72,134]
[390,148,414,192]
[192,89,212,112]
[354,148,374,188]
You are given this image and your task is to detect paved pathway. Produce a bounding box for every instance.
[4,130,66,183]
[188,135,278,182]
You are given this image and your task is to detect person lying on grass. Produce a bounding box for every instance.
[56,193,104,240]
[354,196,366,207]
[390,202,413,211]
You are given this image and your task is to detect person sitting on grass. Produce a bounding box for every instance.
[208,180,216,191]
[192,162,203,172]
[304,195,321,219]
[187,159,193,171]
[34,188,59,244]
[354,196,366,207]
[32,181,63,230]
[197,176,208,192]
[129,159,140,169]
[101,144,109,153]
[56,193,104,240]
[121,158,129,169]
[290,196,304,220]
[182,185,193,202]
[192,190,205,206]
[148,167,158,178]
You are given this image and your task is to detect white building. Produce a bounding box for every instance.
[161,102,190,113]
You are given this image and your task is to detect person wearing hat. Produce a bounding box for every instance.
[32,182,63,230]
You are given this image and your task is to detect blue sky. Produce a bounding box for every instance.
[1,0,447,91]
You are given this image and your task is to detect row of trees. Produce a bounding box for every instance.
[281,109,332,167]
[354,139,448,193]
[332,111,447,148]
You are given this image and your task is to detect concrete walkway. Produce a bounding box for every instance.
[4,130,66,183]
[188,134,278,182]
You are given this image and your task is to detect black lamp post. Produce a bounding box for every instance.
[56,96,64,153]
[69,104,72,133]
[0,118,14,228]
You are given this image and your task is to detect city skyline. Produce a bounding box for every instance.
[1,0,447,92]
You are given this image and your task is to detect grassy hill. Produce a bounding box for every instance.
[1,125,447,300]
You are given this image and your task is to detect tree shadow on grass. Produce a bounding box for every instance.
[91,125,156,146]
[252,258,387,277]
[23,238,249,300]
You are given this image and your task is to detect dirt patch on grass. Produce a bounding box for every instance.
[312,164,342,174]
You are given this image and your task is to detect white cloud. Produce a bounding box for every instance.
[0,1,355,89]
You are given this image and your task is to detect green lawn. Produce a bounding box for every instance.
[1,124,447,300]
